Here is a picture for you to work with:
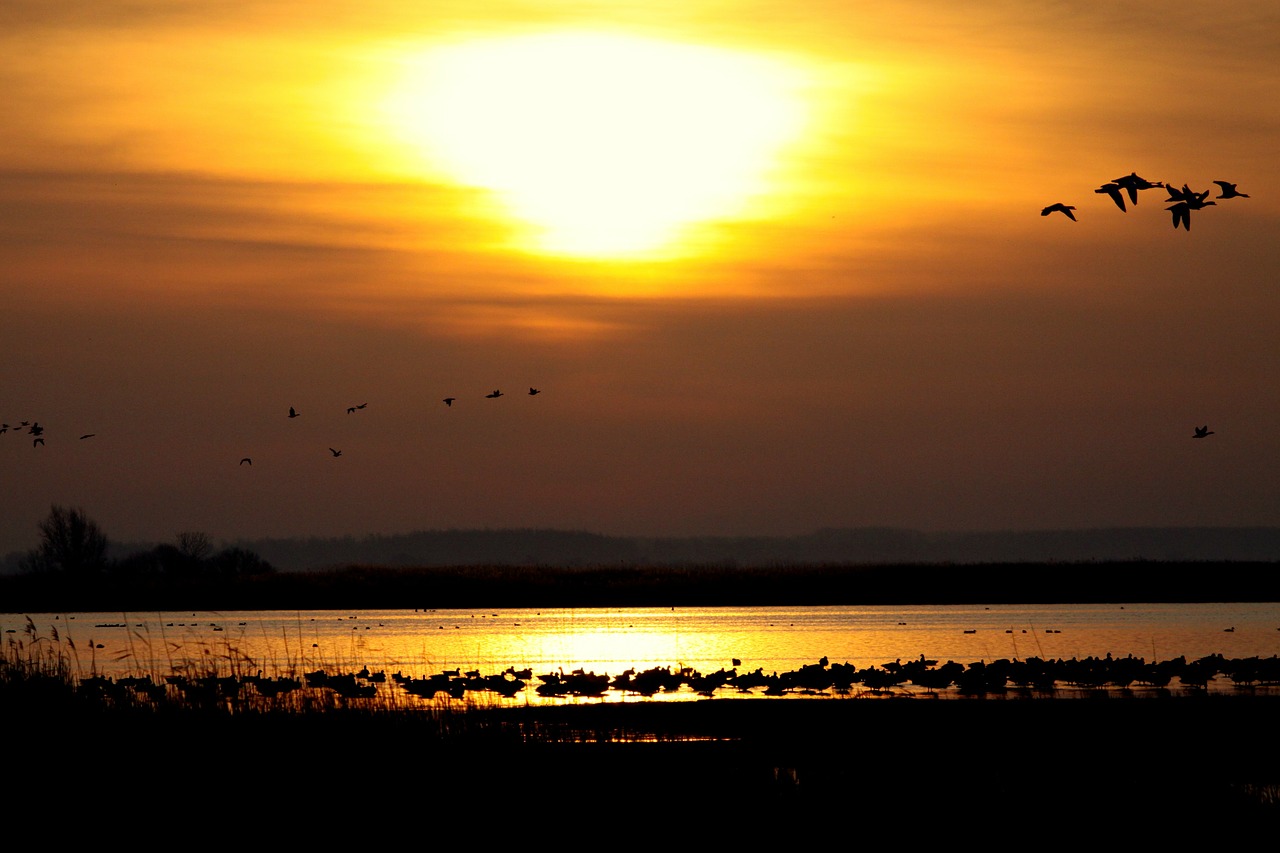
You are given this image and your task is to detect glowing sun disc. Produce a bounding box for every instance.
[380,32,808,258]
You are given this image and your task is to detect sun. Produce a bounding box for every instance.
[377,32,809,259]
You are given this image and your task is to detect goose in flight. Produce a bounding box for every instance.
[240,457,252,465]
[329,448,342,457]
[443,397,456,407]
[1168,202,1192,231]
[1168,197,1216,230]
[1167,184,1211,206]
[486,390,503,398]
[346,403,368,413]
[1193,426,1214,438]
[1213,180,1249,199]
[79,434,95,440]
[529,387,541,395]
[1095,183,1127,211]
[288,407,300,418]
[1112,172,1164,205]
[1041,203,1077,221]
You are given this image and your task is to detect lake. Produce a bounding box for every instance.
[5,601,1278,701]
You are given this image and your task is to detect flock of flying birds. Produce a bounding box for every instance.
[1040,170,1243,440]
[3,386,544,464]
[1041,172,1250,230]
[7,176,1250,460]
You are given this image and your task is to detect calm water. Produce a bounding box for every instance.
[6,603,1278,698]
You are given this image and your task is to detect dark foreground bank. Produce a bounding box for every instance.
[8,687,1278,835]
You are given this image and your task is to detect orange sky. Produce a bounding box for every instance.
[2,1,1278,555]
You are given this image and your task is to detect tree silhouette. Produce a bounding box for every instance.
[176,531,214,563]
[31,505,108,574]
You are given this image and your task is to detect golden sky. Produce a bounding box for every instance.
[2,1,1278,554]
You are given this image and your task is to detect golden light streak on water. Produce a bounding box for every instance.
[7,603,1278,705]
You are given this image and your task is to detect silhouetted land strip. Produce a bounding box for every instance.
[7,678,1278,829]
[6,629,1279,830]
[3,559,1278,611]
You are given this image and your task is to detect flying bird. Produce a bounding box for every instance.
[1167,184,1211,206]
[1095,183,1127,211]
[1112,172,1164,205]
[486,390,503,398]
[443,397,456,407]
[1193,426,1214,438]
[347,403,368,413]
[79,434,95,440]
[1041,203,1077,221]
[529,387,541,395]
[329,448,342,457]
[240,457,252,465]
[288,407,300,418]
[33,438,44,447]
[1168,202,1192,230]
[1167,197,1216,230]
[1213,180,1249,199]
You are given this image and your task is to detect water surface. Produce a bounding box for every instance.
[6,602,1276,693]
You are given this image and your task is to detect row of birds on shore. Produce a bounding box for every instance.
[4,386,545,461]
[1041,172,1249,230]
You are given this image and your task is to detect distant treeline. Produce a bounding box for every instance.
[2,560,1278,612]
[181,526,1280,573]
[7,525,1280,576]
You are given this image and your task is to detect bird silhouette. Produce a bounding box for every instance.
[329,448,342,457]
[443,397,456,407]
[1095,183,1127,211]
[1041,203,1076,221]
[33,438,44,447]
[529,387,541,395]
[1213,180,1249,199]
[1166,184,1211,206]
[1167,196,1215,230]
[288,407,300,418]
[1193,426,1214,438]
[347,406,356,414]
[1112,172,1164,205]
[240,457,252,465]
[486,390,503,398]
[79,434,95,440]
